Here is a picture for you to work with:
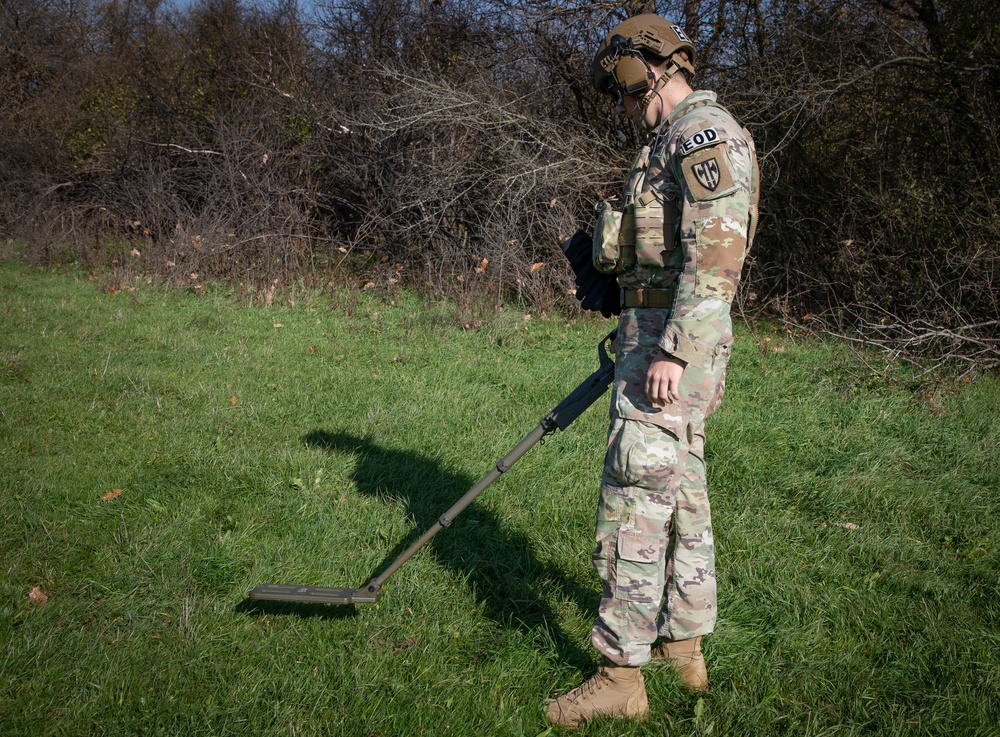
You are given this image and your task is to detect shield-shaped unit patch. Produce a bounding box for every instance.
[693,159,721,191]
[681,144,737,201]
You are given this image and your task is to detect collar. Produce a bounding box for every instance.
[665,90,718,127]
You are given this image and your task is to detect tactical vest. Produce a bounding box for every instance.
[592,98,758,286]
[592,136,679,276]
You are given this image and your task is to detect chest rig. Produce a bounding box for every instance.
[592,124,679,277]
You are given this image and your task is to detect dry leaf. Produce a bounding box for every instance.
[309,345,317,354]
[29,586,48,605]
[530,262,545,273]
[101,488,123,502]
[392,637,418,653]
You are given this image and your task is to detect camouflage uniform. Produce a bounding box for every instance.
[591,90,759,667]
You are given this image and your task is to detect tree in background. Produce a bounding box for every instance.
[0,0,996,370]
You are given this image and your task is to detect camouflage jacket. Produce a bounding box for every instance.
[620,90,759,366]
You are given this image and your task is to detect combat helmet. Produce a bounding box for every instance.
[591,14,696,107]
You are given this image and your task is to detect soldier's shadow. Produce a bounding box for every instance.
[304,429,599,669]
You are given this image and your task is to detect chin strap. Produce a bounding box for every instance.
[639,73,669,113]
[639,51,692,113]
[639,73,671,129]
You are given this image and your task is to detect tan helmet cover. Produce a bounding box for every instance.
[591,14,697,99]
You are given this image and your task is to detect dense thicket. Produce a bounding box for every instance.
[1,0,997,369]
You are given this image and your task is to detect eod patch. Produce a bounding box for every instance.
[681,144,737,201]
[678,127,720,156]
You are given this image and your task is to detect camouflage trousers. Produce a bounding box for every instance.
[590,307,731,667]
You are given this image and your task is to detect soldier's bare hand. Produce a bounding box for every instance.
[646,354,685,406]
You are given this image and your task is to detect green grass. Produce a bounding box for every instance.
[2,260,998,736]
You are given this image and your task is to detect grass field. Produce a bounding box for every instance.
[2,260,999,736]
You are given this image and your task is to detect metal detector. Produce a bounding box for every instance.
[248,330,617,606]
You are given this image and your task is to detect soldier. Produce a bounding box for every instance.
[548,14,759,728]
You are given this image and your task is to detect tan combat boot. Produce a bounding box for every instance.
[651,636,708,691]
[545,659,649,729]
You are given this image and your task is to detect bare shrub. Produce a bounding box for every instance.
[312,68,616,311]
[1,0,997,371]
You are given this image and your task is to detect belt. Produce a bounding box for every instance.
[621,286,676,309]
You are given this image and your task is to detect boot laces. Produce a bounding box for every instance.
[566,670,611,703]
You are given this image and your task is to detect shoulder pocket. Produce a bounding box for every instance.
[682,144,738,202]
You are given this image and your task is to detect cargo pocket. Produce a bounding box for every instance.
[604,418,642,488]
[615,527,666,603]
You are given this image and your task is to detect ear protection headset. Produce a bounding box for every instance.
[595,35,656,108]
